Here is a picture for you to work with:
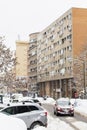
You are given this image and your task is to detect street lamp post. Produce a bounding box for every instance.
[83,61,86,95]
[59,78,62,98]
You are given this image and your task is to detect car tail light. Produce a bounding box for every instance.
[45,111,47,116]
[40,111,47,116]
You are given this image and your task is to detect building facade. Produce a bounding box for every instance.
[16,8,87,98]
[28,33,39,93]
[16,40,29,93]
[36,8,87,99]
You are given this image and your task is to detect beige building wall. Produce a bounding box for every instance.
[72,8,87,56]
[16,41,29,78]
[36,7,87,98]
[15,8,87,98]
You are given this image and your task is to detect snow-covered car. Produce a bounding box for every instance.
[19,97,42,106]
[0,113,27,130]
[53,98,74,116]
[0,103,7,110]
[32,98,42,106]
[0,103,47,129]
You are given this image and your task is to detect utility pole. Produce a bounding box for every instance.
[60,78,62,98]
[83,61,86,95]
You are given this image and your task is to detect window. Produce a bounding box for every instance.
[2,107,16,115]
[59,30,63,37]
[17,106,30,114]
[59,19,63,25]
[32,51,36,56]
[67,45,72,51]
[67,24,72,31]
[67,14,71,20]
[53,53,55,57]
[60,68,65,75]
[62,37,66,44]
[33,99,39,103]
[43,32,46,36]
[69,45,72,51]
[50,71,55,76]
[67,34,72,40]
[54,42,57,47]
[29,106,39,111]
[60,49,64,55]
[59,59,64,65]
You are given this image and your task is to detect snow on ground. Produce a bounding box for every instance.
[33,114,74,130]
[72,121,87,130]
[33,113,87,130]
[73,98,87,117]
[38,97,56,104]
[33,97,87,130]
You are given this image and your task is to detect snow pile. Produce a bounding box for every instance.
[35,97,44,103]
[42,97,55,104]
[72,121,87,130]
[34,97,55,104]
[74,99,87,117]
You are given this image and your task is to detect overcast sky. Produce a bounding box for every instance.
[0,0,87,50]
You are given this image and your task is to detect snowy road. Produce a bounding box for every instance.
[42,104,87,130]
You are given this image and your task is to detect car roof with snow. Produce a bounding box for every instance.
[0,102,44,111]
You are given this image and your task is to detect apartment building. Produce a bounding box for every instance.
[28,33,39,92]
[37,8,87,98]
[16,40,29,92]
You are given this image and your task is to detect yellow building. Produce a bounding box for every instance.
[15,40,29,92]
[16,40,29,78]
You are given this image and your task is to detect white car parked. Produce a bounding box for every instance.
[0,113,27,130]
[0,103,47,129]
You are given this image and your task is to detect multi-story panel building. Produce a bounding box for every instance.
[16,40,29,92]
[28,33,39,92]
[37,8,87,98]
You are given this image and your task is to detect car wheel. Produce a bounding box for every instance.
[55,111,59,116]
[30,122,42,129]
[70,113,74,117]
[56,112,59,116]
[54,110,56,115]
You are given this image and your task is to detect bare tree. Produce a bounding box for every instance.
[0,36,16,93]
[73,43,87,97]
